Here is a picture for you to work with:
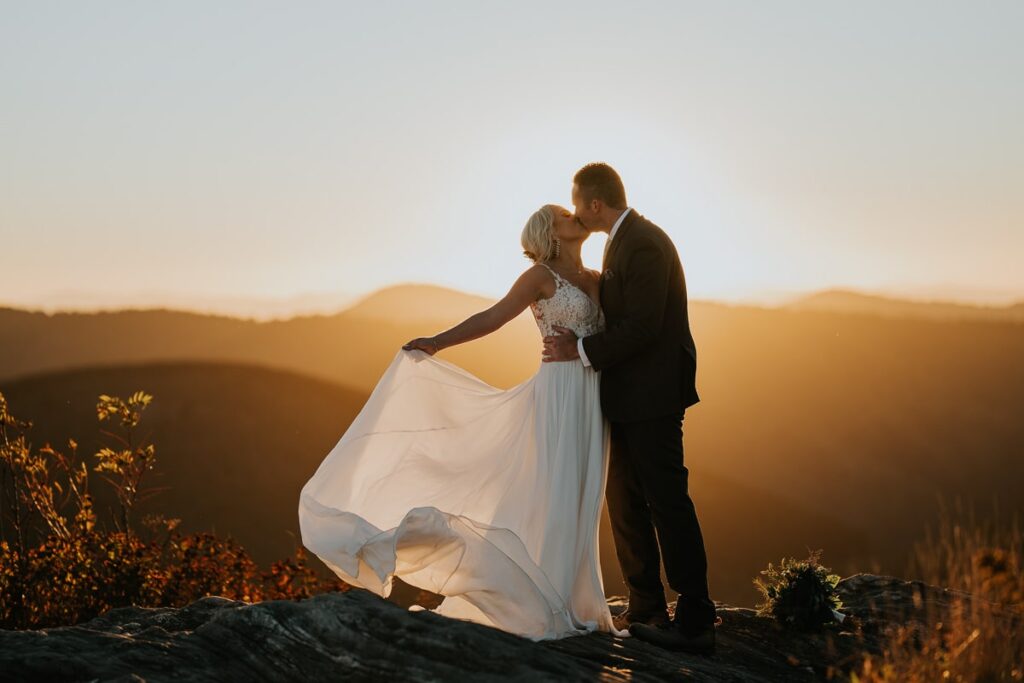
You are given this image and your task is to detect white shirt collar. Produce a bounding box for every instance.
[609,207,632,241]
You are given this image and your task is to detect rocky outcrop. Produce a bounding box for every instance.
[0,574,1016,682]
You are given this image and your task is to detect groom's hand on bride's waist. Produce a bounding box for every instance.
[542,326,580,363]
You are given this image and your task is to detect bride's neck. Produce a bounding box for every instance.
[549,244,584,271]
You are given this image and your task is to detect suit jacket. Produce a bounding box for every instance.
[581,209,699,422]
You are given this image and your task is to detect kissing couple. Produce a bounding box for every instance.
[299,162,721,654]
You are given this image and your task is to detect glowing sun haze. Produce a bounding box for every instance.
[2,1,1022,314]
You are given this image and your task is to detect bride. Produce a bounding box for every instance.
[298,204,627,641]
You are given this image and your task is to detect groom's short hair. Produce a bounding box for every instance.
[574,163,627,210]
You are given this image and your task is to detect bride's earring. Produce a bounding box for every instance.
[553,238,561,258]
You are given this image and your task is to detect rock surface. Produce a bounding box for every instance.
[0,574,1015,682]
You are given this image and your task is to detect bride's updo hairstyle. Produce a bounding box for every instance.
[521,205,556,263]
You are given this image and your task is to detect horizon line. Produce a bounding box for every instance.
[2,283,1022,323]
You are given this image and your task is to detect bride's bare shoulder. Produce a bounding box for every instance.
[523,262,555,282]
[518,263,556,299]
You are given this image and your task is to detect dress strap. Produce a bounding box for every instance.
[538,262,565,286]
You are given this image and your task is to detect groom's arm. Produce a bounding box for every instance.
[580,238,670,371]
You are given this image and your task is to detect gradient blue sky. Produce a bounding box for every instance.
[2,1,1022,312]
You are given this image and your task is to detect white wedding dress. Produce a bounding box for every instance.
[298,264,626,641]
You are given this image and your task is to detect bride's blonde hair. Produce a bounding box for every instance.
[521,205,556,263]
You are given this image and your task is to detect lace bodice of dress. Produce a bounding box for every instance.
[529,264,605,339]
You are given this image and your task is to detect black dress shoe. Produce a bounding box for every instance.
[629,615,722,655]
[612,607,670,632]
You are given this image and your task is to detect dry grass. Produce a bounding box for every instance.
[850,495,1023,682]
[1,389,347,630]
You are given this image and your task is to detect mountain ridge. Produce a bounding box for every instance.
[786,288,1024,321]
[0,359,868,608]
[4,283,1023,326]
[2,284,1022,606]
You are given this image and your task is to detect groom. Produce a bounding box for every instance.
[543,163,720,654]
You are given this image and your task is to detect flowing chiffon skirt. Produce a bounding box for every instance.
[298,349,625,641]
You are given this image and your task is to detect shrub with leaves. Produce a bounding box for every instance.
[0,389,348,630]
[753,548,844,630]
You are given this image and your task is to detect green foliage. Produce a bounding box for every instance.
[0,389,348,630]
[753,548,843,630]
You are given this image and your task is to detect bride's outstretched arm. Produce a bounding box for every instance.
[402,265,549,355]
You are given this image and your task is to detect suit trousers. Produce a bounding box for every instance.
[605,410,717,630]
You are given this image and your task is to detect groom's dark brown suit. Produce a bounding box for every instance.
[580,208,716,631]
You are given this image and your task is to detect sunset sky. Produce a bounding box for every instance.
[2,2,1022,315]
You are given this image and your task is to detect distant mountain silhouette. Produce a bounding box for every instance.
[690,300,1024,572]
[1,288,359,321]
[344,284,497,322]
[1,360,867,608]
[787,289,1024,322]
[2,285,1023,603]
[0,284,540,391]
[7,285,1021,394]
[1,361,366,570]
